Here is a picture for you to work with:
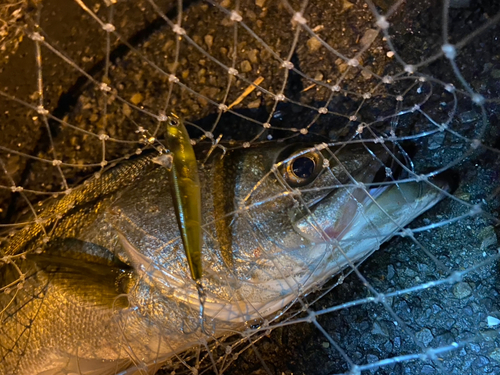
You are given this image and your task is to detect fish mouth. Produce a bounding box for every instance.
[328,176,450,241]
[292,156,453,247]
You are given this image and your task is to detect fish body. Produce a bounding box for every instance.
[0,143,448,375]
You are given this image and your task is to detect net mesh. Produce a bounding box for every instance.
[0,0,499,374]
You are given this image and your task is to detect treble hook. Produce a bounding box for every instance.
[179,280,215,336]
[196,280,215,336]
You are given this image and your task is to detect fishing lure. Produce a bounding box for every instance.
[164,113,203,283]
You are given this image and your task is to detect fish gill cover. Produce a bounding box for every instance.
[0,0,499,374]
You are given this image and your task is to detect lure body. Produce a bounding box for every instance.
[165,113,203,281]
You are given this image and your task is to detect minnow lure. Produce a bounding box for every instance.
[164,113,203,282]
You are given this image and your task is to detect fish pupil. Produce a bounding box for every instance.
[292,157,315,179]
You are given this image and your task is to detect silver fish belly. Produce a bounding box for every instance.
[0,143,448,375]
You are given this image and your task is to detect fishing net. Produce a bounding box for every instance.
[0,0,499,374]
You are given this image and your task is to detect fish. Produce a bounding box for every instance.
[0,142,449,375]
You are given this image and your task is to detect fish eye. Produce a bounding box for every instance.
[282,150,323,187]
[292,157,315,178]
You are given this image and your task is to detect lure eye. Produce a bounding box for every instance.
[282,150,323,187]
[168,115,180,127]
[168,113,180,127]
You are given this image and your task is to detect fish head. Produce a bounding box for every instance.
[113,142,450,326]
[220,142,450,319]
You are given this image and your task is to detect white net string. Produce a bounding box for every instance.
[0,0,499,374]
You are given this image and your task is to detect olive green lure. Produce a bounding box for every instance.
[164,113,203,281]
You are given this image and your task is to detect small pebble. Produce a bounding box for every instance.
[130,93,143,105]
[240,60,252,73]
[490,348,500,362]
[387,265,395,280]
[453,282,472,299]
[204,35,213,49]
[416,328,433,347]
[421,364,436,375]
[307,37,322,52]
[487,316,500,327]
